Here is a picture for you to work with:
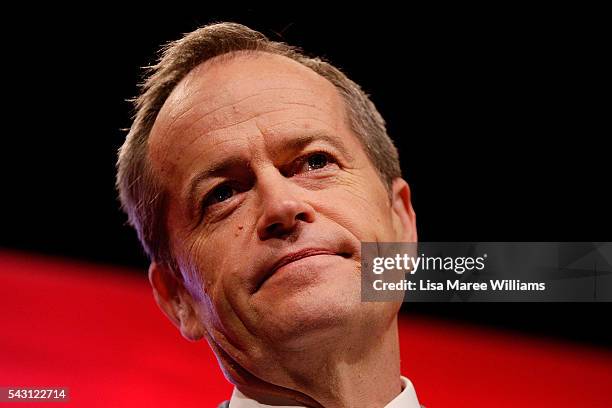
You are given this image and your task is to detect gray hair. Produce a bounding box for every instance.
[116,22,401,264]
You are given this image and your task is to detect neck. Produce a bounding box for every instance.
[234,315,403,408]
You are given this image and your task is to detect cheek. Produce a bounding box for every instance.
[175,196,258,303]
[175,228,236,309]
[181,233,250,328]
[316,180,394,241]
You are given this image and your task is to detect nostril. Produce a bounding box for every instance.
[257,201,316,240]
[267,213,309,234]
[262,222,299,241]
[266,223,283,234]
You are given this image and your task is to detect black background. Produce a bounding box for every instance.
[1,7,609,346]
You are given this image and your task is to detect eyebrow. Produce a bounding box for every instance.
[185,156,249,214]
[185,131,355,210]
[273,132,355,163]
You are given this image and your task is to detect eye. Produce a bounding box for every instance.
[203,184,236,208]
[292,152,337,175]
[306,153,329,170]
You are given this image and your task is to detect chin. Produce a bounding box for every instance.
[251,282,378,350]
[248,258,398,349]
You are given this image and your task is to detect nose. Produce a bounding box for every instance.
[256,169,315,240]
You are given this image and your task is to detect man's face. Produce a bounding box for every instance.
[148,52,415,356]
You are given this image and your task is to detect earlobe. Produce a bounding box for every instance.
[148,261,204,341]
[390,178,417,242]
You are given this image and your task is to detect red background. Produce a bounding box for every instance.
[1,251,611,407]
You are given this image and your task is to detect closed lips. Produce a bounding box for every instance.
[253,249,339,292]
[270,249,338,275]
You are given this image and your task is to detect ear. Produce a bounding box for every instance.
[148,261,205,341]
[390,178,417,242]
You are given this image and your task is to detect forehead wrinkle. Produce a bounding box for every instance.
[154,106,328,189]
[264,116,341,134]
[153,112,344,193]
[164,87,322,147]
[156,86,229,141]
[154,49,343,146]
[178,110,343,190]
[180,106,298,161]
[150,50,352,201]
[163,86,316,138]
[281,100,329,109]
[181,135,251,184]
[155,104,296,175]
[278,101,336,118]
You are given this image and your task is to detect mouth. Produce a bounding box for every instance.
[256,248,351,292]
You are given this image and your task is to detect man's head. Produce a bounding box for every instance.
[117,22,416,389]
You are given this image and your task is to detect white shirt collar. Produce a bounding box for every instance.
[227,376,420,408]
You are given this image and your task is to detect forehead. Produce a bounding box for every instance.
[147,51,353,185]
